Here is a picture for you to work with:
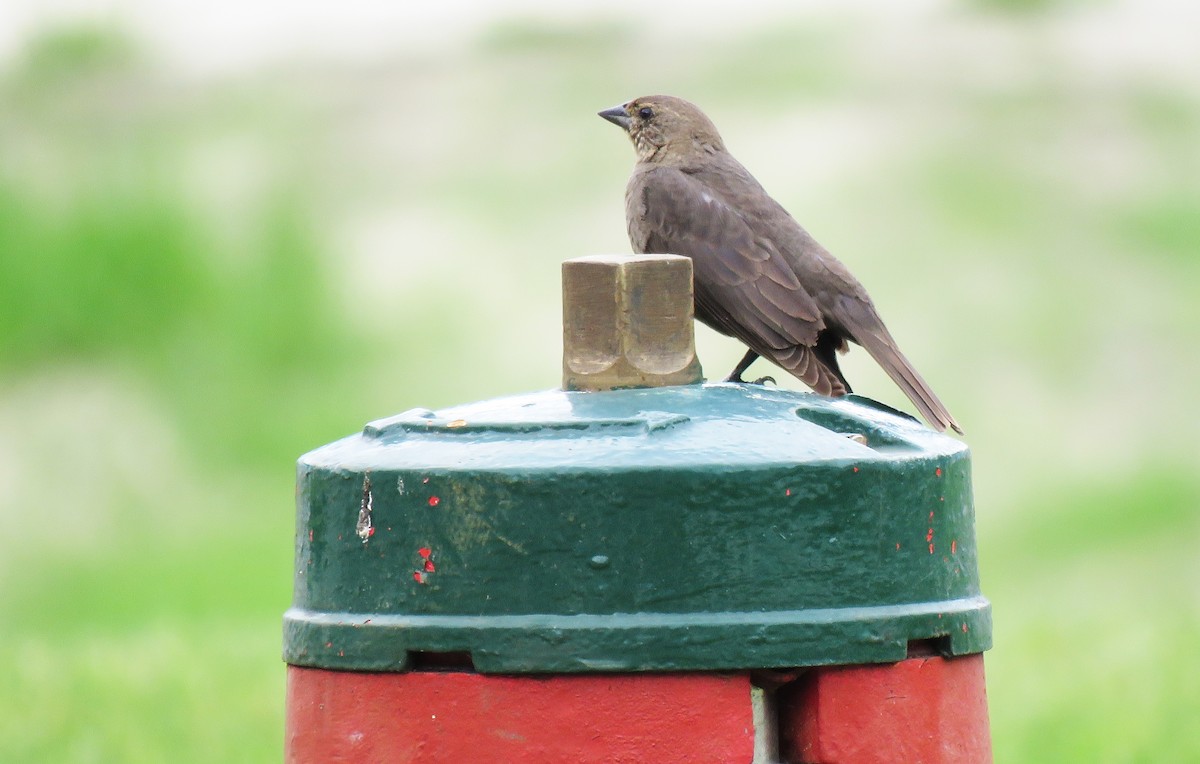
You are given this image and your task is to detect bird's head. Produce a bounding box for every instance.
[598,95,725,163]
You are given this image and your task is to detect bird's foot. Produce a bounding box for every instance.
[724,373,776,386]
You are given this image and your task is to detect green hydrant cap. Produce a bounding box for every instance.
[284,254,989,673]
[284,384,989,673]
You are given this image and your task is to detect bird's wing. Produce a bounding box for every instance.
[631,166,847,395]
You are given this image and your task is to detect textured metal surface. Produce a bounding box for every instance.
[284,384,990,673]
[562,254,704,391]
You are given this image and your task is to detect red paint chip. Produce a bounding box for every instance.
[936,467,943,477]
[413,571,426,584]
[951,540,957,554]
[428,496,440,507]
[961,623,969,633]
[424,560,436,572]
[928,543,935,554]
[852,466,859,473]
[785,488,791,496]
[418,547,432,559]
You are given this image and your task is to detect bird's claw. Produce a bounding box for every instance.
[724,374,776,386]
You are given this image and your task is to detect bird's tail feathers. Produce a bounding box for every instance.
[856,328,962,434]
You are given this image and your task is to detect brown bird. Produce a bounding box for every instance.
[599,95,962,434]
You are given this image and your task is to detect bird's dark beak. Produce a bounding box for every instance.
[598,104,632,131]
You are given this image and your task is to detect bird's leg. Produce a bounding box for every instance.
[724,349,775,385]
[724,349,759,382]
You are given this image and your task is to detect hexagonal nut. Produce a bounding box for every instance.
[562,254,704,391]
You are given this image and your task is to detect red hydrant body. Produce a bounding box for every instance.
[286,655,990,763]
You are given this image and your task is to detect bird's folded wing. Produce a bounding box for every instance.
[636,166,823,350]
[634,167,847,395]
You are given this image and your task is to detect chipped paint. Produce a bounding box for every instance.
[355,475,374,544]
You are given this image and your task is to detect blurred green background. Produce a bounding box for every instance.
[1,1,1197,761]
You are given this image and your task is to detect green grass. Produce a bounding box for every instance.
[1,16,1198,763]
[4,625,283,763]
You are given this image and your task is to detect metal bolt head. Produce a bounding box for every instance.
[562,254,704,391]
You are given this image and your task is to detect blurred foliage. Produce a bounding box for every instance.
[476,18,635,53]
[0,26,369,471]
[1116,193,1200,263]
[968,0,1102,13]
[0,11,1197,763]
[12,24,139,83]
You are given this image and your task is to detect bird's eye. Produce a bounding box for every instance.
[638,106,654,119]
